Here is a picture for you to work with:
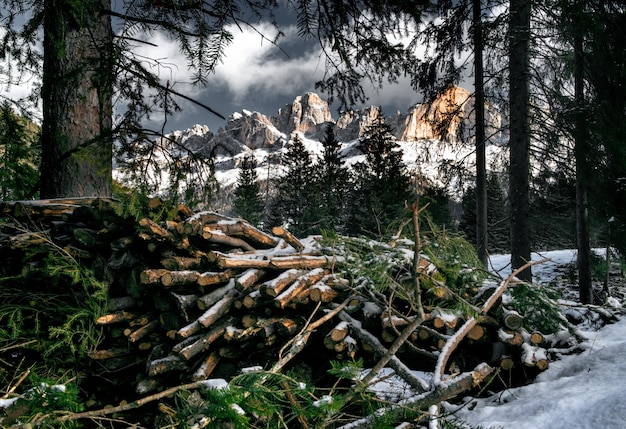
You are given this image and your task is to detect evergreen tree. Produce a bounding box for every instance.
[268,134,317,236]
[2,0,430,200]
[0,103,40,200]
[233,154,262,225]
[315,126,352,233]
[508,0,533,281]
[345,111,414,239]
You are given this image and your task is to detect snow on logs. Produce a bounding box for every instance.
[0,198,566,410]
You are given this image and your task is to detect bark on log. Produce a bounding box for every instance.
[310,282,340,303]
[260,269,304,298]
[274,268,328,308]
[271,226,305,252]
[197,270,234,287]
[197,280,236,310]
[161,270,200,288]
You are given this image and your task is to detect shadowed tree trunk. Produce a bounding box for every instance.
[508,0,532,282]
[473,0,488,266]
[41,0,113,198]
[574,30,593,304]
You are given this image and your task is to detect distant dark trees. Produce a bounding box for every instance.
[0,103,40,200]
[344,112,414,239]
[233,154,263,226]
[243,119,417,240]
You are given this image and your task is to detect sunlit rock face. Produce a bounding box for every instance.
[271,92,334,140]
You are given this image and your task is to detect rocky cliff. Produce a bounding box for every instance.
[170,86,502,166]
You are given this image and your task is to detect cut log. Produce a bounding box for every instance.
[310,282,339,303]
[198,289,238,328]
[192,351,221,381]
[521,343,549,370]
[271,226,305,252]
[197,280,236,310]
[160,256,204,271]
[128,320,158,343]
[96,311,135,325]
[235,268,267,291]
[260,269,304,298]
[269,255,334,270]
[205,220,279,248]
[330,321,350,342]
[529,331,544,345]
[503,309,524,330]
[201,228,255,251]
[161,270,200,288]
[274,268,328,308]
[140,269,169,285]
[197,270,234,287]
[467,325,487,341]
[178,320,231,361]
[148,355,187,377]
[498,329,524,346]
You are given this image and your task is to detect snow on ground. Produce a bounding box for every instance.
[455,315,626,429]
[453,248,626,429]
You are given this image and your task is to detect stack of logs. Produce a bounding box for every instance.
[0,198,565,406]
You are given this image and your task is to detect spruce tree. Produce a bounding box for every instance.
[0,103,40,200]
[233,154,262,226]
[345,111,413,239]
[268,134,317,236]
[316,126,351,233]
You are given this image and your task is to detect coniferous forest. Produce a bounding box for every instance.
[1,1,625,428]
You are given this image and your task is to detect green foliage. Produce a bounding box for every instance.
[0,102,40,200]
[267,134,319,236]
[234,154,263,225]
[507,283,563,334]
[0,222,107,375]
[345,111,415,240]
[316,125,352,234]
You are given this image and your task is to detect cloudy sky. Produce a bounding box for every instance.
[130,12,425,134]
[0,7,433,135]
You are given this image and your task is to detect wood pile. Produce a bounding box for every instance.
[0,198,577,424]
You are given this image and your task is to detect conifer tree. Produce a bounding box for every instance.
[315,125,351,233]
[233,154,262,225]
[345,111,413,239]
[0,103,40,200]
[268,134,317,236]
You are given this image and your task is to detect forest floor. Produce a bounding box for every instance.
[452,249,626,429]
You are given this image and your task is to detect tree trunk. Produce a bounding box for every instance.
[473,0,488,266]
[574,31,593,304]
[41,0,113,198]
[508,0,532,282]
